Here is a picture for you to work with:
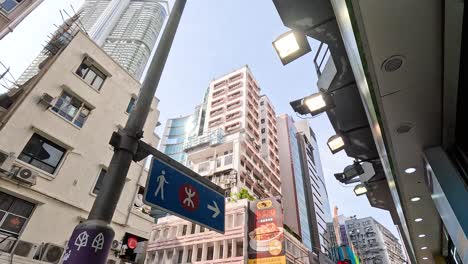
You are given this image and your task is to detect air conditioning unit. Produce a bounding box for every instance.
[38,93,55,108]
[11,166,37,185]
[40,243,64,264]
[12,240,40,258]
[111,240,122,251]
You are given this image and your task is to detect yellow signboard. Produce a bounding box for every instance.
[248,256,286,264]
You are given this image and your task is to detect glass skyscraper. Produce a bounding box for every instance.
[277,115,332,254]
[17,0,167,84]
[159,115,193,164]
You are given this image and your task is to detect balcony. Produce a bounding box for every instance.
[183,129,224,151]
[192,153,234,176]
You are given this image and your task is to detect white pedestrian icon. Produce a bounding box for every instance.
[183,187,196,208]
[154,170,168,200]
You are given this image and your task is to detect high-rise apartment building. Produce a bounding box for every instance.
[182,66,282,198]
[0,0,43,39]
[146,66,304,263]
[0,31,159,263]
[277,115,332,253]
[17,0,167,84]
[345,217,406,264]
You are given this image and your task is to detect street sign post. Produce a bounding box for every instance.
[143,151,225,233]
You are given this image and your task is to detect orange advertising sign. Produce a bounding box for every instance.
[248,198,286,264]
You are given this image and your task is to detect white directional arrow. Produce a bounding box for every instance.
[207,201,220,218]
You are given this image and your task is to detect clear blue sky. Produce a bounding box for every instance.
[0,0,399,237]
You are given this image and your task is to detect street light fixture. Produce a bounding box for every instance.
[273,30,311,65]
[334,162,364,184]
[353,184,367,196]
[290,91,334,116]
[343,162,364,179]
[327,134,345,154]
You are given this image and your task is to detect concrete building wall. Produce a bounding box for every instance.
[0,0,43,40]
[0,31,159,263]
[146,199,311,264]
[345,217,405,264]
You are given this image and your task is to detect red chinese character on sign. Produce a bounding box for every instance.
[178,184,199,211]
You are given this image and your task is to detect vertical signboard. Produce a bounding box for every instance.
[248,198,286,264]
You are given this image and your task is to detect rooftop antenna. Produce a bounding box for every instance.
[59,9,65,22]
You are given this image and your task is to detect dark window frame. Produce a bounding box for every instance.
[51,91,91,128]
[126,97,137,114]
[92,168,107,195]
[75,59,107,90]
[18,134,66,174]
[0,191,35,236]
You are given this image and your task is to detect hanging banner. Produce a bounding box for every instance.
[248,198,286,264]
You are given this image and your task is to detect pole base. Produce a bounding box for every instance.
[62,219,115,264]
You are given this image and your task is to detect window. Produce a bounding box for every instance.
[0,191,34,236]
[261,119,265,124]
[261,128,265,133]
[51,92,91,128]
[92,168,107,195]
[187,249,192,262]
[224,155,233,165]
[177,249,183,263]
[196,247,202,261]
[76,60,107,90]
[207,244,214,260]
[260,101,264,106]
[18,134,66,174]
[126,97,136,113]
[0,0,22,13]
[262,139,266,144]
[236,240,243,257]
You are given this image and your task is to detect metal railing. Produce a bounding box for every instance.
[313,42,331,77]
[183,128,224,150]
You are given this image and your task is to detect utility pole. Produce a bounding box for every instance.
[62,0,187,263]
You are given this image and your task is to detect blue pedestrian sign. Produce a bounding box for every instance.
[143,152,225,233]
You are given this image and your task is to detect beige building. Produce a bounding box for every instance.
[0,30,159,263]
[146,199,311,264]
[0,0,43,39]
[184,66,281,198]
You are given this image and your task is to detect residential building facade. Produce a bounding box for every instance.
[277,115,332,254]
[17,0,167,84]
[146,66,316,263]
[0,31,159,263]
[146,199,311,264]
[183,66,282,198]
[0,0,43,39]
[345,217,406,264]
